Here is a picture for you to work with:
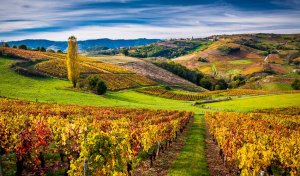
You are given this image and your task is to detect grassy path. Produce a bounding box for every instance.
[168,115,209,176]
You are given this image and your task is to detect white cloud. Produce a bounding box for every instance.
[0,1,300,40]
[2,24,299,41]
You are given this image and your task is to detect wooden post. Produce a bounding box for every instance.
[0,154,3,176]
[84,158,88,176]
[156,141,160,157]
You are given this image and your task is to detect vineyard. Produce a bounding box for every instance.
[205,108,300,176]
[136,87,273,101]
[0,98,193,175]
[136,87,208,101]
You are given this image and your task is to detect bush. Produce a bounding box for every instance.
[198,57,208,62]
[87,75,107,95]
[12,45,17,48]
[88,76,99,90]
[96,81,107,95]
[291,79,300,90]
[165,86,171,90]
[57,50,63,53]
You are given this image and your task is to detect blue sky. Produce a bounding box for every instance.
[0,0,300,41]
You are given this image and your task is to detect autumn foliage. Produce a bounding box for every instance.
[67,36,80,88]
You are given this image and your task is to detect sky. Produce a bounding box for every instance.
[0,0,300,41]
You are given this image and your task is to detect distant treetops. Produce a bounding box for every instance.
[67,36,80,88]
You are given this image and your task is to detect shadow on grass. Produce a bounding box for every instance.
[168,115,209,176]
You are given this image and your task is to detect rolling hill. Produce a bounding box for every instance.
[0,38,160,52]
[91,55,205,91]
[0,47,157,91]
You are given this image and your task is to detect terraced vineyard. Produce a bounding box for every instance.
[136,87,208,101]
[136,87,273,101]
[0,98,193,175]
[206,108,300,176]
[93,55,200,87]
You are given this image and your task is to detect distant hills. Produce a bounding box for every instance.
[0,38,160,51]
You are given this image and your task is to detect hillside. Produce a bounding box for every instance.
[174,34,300,75]
[0,47,157,91]
[91,55,205,90]
[172,34,300,90]
[128,39,212,58]
[0,38,160,51]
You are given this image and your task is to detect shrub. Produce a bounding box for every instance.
[88,76,99,90]
[198,57,208,62]
[96,81,107,95]
[165,86,171,90]
[57,50,63,53]
[12,45,17,48]
[291,79,300,90]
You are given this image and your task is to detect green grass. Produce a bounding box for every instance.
[228,59,252,65]
[168,115,208,176]
[0,57,204,114]
[207,93,300,112]
[262,82,293,91]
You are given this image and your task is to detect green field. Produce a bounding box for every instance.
[228,59,252,65]
[262,82,293,91]
[0,57,204,113]
[207,93,300,112]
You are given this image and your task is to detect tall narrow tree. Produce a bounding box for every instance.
[67,36,80,88]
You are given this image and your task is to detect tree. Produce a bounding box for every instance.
[96,81,107,95]
[40,47,46,52]
[199,78,213,90]
[57,50,63,53]
[67,36,80,88]
[3,42,9,47]
[291,79,300,90]
[121,49,129,56]
[13,45,17,48]
[18,44,27,50]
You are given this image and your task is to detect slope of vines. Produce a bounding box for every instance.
[1,47,157,90]
[0,98,193,175]
[206,109,300,176]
